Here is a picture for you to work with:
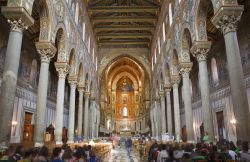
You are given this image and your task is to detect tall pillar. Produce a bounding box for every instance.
[212,5,250,141]
[165,85,173,140]
[84,92,90,140]
[34,42,56,146]
[54,62,69,144]
[67,76,77,143]
[0,7,33,145]
[191,41,215,142]
[77,86,84,138]
[180,62,195,142]
[159,91,167,134]
[171,75,181,142]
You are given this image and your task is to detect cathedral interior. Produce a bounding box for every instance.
[0,0,250,150]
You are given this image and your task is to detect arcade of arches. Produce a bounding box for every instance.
[0,0,249,148]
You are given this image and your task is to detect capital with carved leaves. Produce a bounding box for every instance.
[36,42,57,63]
[211,5,244,35]
[85,91,91,98]
[171,75,180,88]
[190,41,211,62]
[179,62,193,78]
[68,75,78,88]
[164,83,172,92]
[55,62,69,78]
[2,7,34,33]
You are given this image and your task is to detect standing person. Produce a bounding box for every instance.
[126,137,132,156]
[37,146,49,162]
[9,145,24,162]
[148,140,158,162]
[157,144,168,162]
[203,132,209,144]
[50,148,63,162]
[241,141,250,162]
[139,138,146,161]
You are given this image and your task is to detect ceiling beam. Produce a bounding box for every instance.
[95,25,155,32]
[88,6,159,13]
[97,33,152,39]
[92,16,157,23]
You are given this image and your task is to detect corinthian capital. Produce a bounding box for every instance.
[179,62,193,78]
[2,7,34,33]
[190,41,211,62]
[211,5,243,35]
[171,75,180,87]
[68,75,78,88]
[36,42,57,63]
[55,62,69,78]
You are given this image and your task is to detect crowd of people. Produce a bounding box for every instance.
[0,144,98,162]
[147,140,250,162]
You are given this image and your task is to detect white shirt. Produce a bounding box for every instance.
[228,150,237,160]
[157,150,169,162]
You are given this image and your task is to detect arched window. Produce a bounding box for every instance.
[88,37,91,53]
[157,37,161,54]
[211,58,219,86]
[82,22,85,41]
[154,48,157,64]
[162,22,166,42]
[169,3,173,26]
[75,2,79,24]
[92,47,95,62]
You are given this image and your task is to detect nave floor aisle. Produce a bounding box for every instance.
[103,146,141,162]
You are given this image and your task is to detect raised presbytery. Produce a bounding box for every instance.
[0,0,250,160]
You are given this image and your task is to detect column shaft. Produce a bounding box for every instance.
[198,60,215,141]
[0,27,23,144]
[165,90,173,140]
[160,95,167,134]
[173,84,181,142]
[67,82,76,143]
[77,90,84,137]
[55,76,66,144]
[224,31,250,141]
[84,94,90,140]
[34,61,49,144]
[182,75,194,142]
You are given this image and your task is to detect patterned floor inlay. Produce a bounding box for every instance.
[103,146,142,162]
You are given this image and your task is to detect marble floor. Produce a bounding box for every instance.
[103,146,142,162]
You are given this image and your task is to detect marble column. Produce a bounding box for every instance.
[54,62,69,144]
[171,75,181,142]
[84,92,90,140]
[77,86,84,138]
[34,42,56,146]
[165,85,173,140]
[0,8,33,145]
[191,41,215,142]
[67,76,77,143]
[180,62,195,142]
[159,91,167,134]
[212,6,250,141]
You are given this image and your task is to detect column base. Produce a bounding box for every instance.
[55,141,63,145]
[67,141,74,144]
[187,140,196,143]
[34,142,44,147]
